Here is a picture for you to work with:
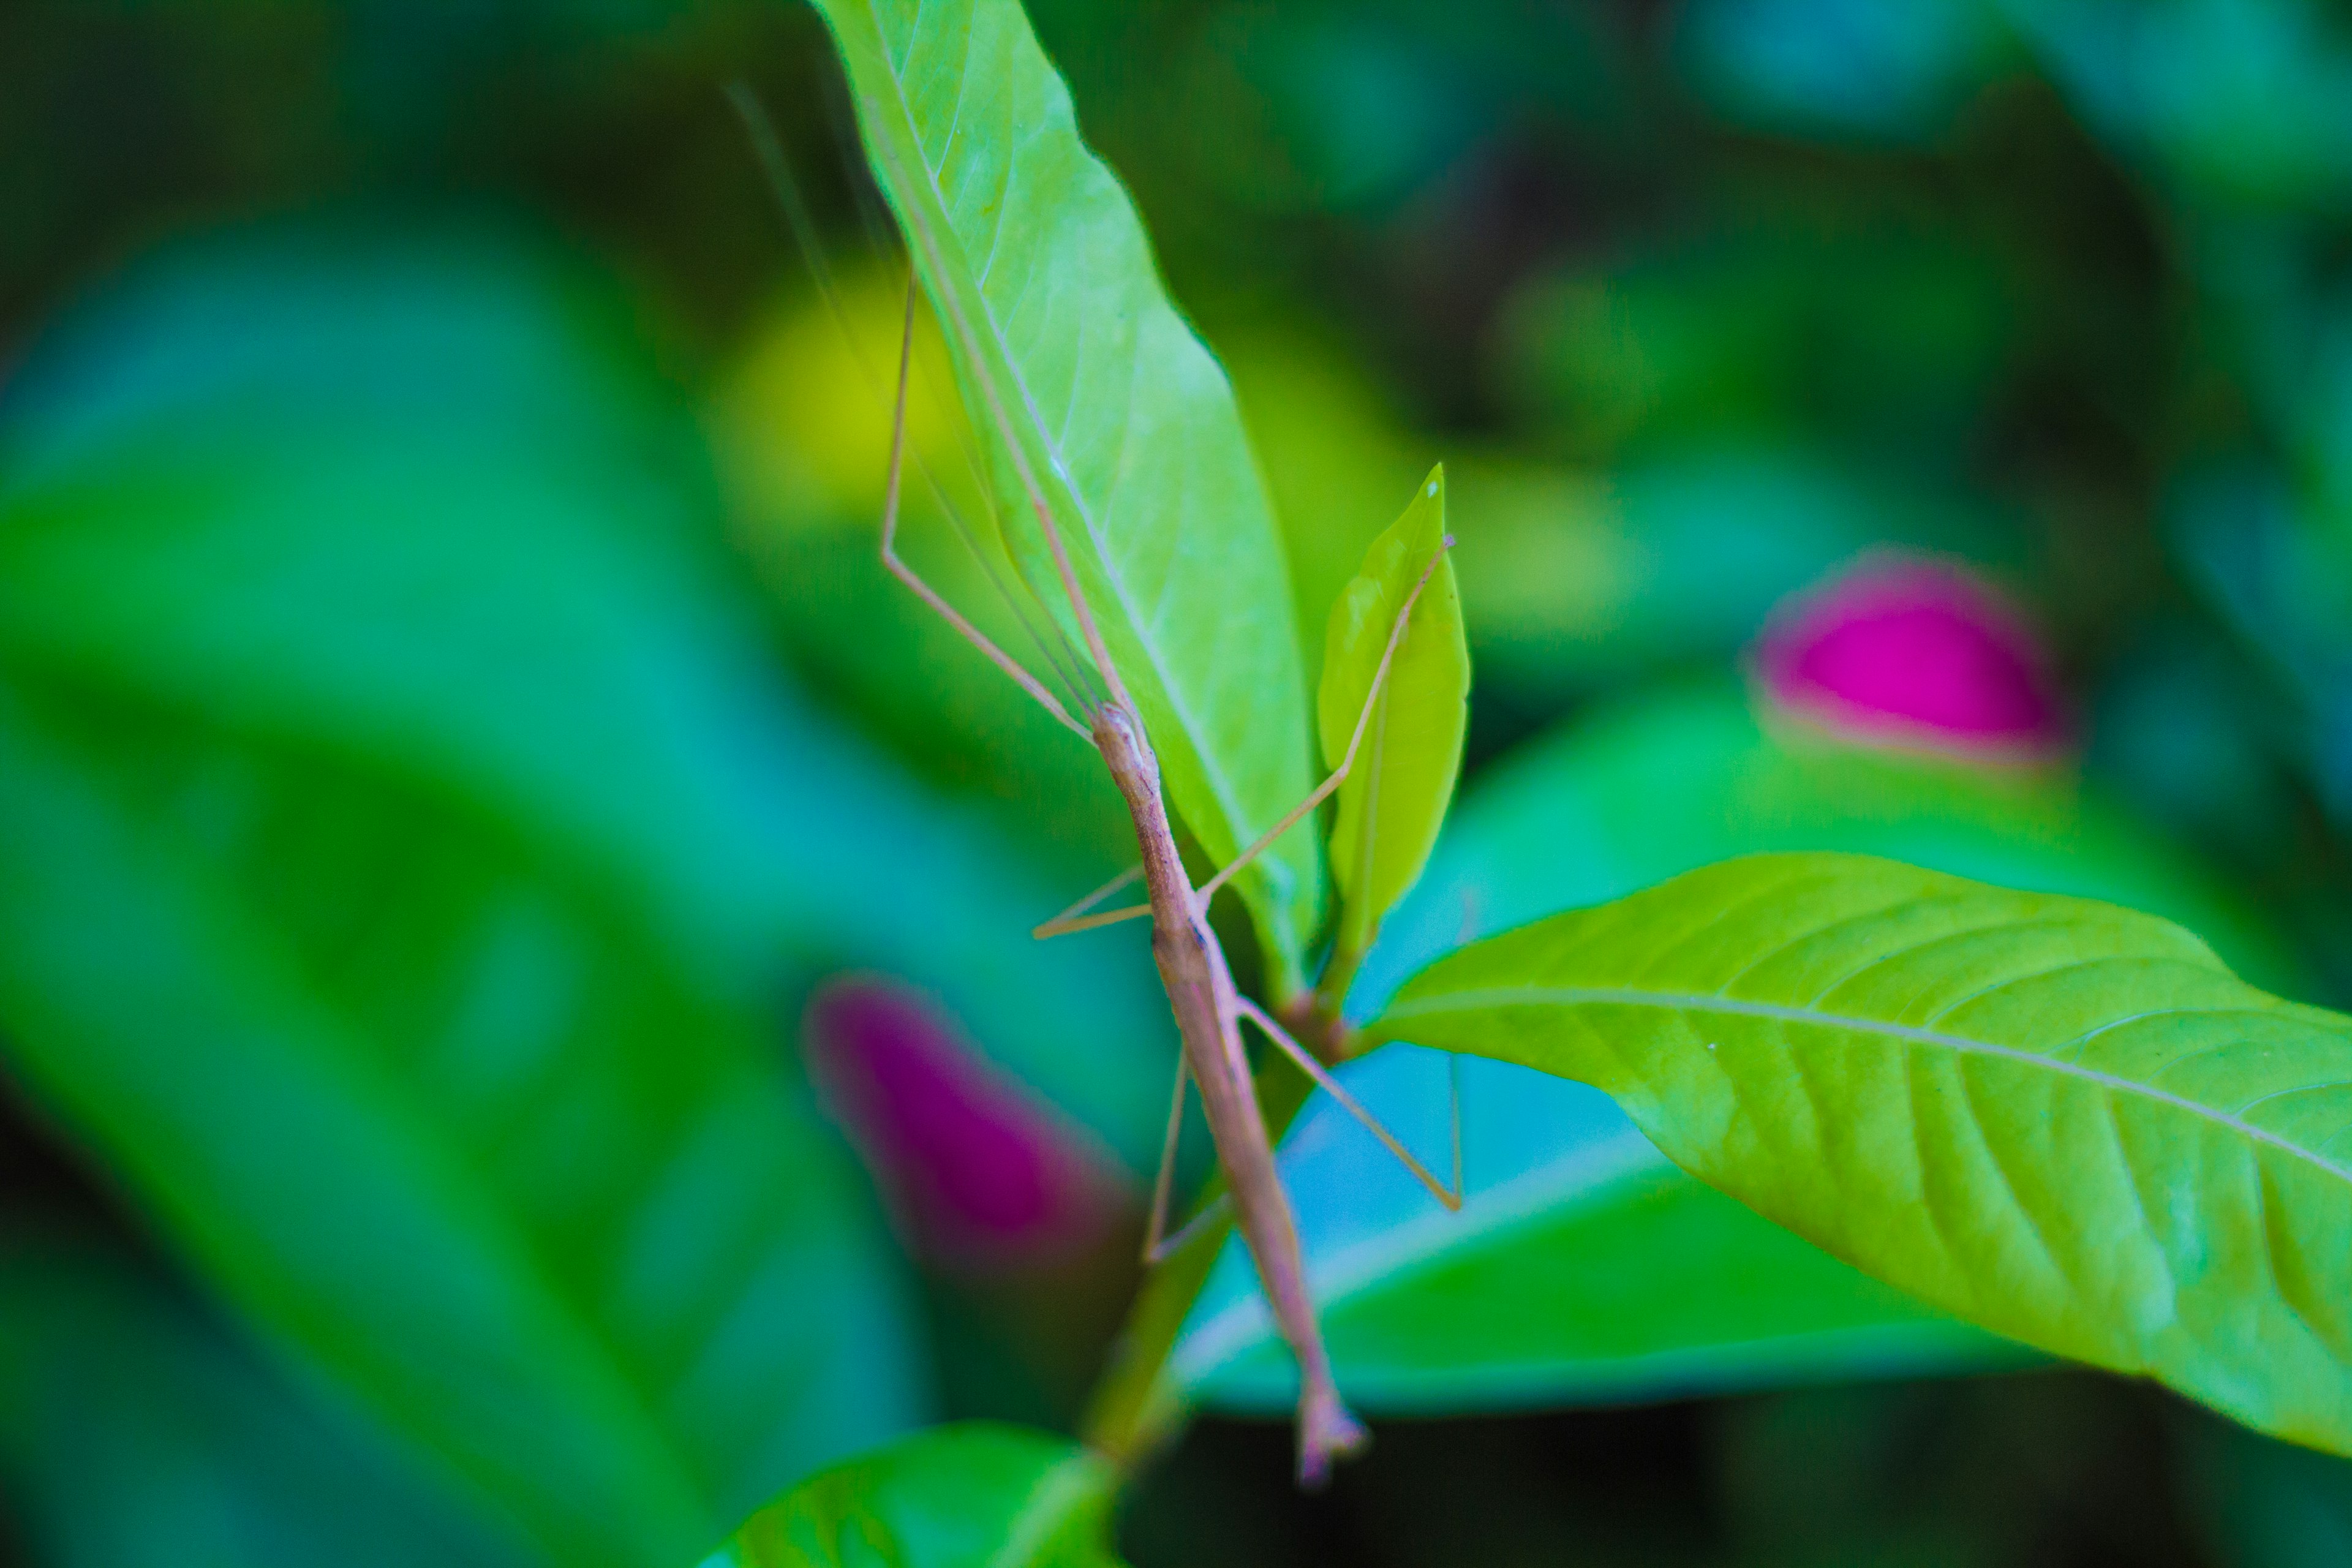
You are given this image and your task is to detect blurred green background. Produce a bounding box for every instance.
[9,0,2352,1564]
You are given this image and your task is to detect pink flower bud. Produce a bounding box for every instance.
[804,978,1125,1273]
[1752,554,2067,762]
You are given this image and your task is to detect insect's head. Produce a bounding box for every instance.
[1092,701,1157,781]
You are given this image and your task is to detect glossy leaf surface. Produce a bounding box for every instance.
[1374,853,2352,1455]
[1316,465,1469,971]
[703,1423,1124,1568]
[809,0,1325,992]
[1177,683,2266,1415]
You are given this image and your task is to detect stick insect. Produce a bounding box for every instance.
[733,87,1462,1488]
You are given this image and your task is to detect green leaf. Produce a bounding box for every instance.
[809,0,1326,994]
[0,227,1193,1564]
[0,1237,536,1568]
[0,677,919,1567]
[1372,852,2352,1456]
[0,225,1182,1172]
[703,1423,1125,1568]
[1315,465,1469,976]
[1176,681,2273,1419]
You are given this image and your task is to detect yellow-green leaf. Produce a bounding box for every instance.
[1372,853,2352,1457]
[1317,465,1469,970]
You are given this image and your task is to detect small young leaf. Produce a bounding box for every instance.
[1371,853,2352,1456]
[703,1423,1124,1568]
[809,0,1326,995]
[1317,465,1469,976]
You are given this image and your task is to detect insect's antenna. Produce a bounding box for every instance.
[725,82,1098,720]
[818,78,1104,715]
[869,131,1139,720]
[727,80,835,315]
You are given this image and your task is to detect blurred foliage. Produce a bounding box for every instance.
[703,1422,1122,1568]
[10,0,2352,1564]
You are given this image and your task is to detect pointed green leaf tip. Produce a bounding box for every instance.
[807,0,1324,997]
[699,1423,1126,1568]
[1317,465,1469,981]
[1371,853,2352,1456]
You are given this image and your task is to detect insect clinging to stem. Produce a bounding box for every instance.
[729,81,1465,1489]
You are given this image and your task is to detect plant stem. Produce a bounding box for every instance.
[1305,947,1370,1055]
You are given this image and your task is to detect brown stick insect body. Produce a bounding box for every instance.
[852,134,1460,1485]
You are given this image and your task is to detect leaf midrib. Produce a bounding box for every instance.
[857,0,1265,854]
[1382,986,2352,1190]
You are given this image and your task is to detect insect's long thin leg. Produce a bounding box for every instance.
[1449,1052,1464,1204]
[1140,1048,1189,1263]
[1235,997,1462,1212]
[1035,905,1154,940]
[1196,539,1453,908]
[1148,1192,1232,1265]
[1033,864,1155,940]
[728,82,1097,723]
[875,135,1139,717]
[877,285,1093,741]
[1137,1052,1232,1264]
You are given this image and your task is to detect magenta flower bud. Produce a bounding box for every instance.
[804,978,1125,1273]
[1752,554,2068,763]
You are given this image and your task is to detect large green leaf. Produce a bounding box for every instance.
[0,1237,535,1568]
[702,1423,1124,1568]
[1315,465,1469,982]
[0,225,1180,1169]
[0,227,1183,1564]
[809,0,1326,995]
[1173,683,2269,1417]
[1372,853,2352,1455]
[0,678,917,1567]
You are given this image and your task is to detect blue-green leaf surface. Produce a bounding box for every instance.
[1171,1045,2005,1413]
[1176,682,2280,1415]
[809,0,1326,993]
[702,1423,1124,1568]
[1374,853,2352,1456]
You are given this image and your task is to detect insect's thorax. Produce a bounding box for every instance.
[1093,703,1239,1050]
[1093,703,1193,911]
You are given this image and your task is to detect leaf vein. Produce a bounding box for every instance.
[1383,986,2352,1191]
